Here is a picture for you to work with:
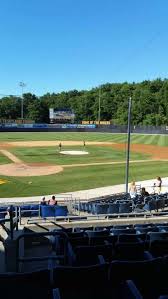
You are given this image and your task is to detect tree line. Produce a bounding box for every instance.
[1,78,168,125]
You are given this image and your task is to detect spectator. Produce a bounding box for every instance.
[129,181,137,199]
[48,195,57,206]
[141,187,149,197]
[40,197,47,205]
[154,176,162,194]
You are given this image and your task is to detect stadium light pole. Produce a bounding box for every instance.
[19,82,26,121]
[125,96,132,193]
[98,87,101,124]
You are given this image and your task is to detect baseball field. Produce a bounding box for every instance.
[0,132,167,197]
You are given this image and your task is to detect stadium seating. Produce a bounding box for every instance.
[2,193,168,298]
[40,205,68,217]
[2,211,168,298]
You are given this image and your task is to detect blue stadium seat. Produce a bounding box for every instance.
[20,205,32,217]
[0,269,51,299]
[40,205,68,217]
[55,206,68,217]
[109,257,163,299]
[119,202,132,213]
[108,203,119,214]
[40,205,55,217]
[52,264,110,299]
[114,241,152,261]
[30,204,39,217]
[110,228,136,235]
[0,207,7,219]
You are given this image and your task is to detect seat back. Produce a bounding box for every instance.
[109,258,162,298]
[148,199,157,211]
[40,205,55,217]
[119,203,132,214]
[0,207,7,219]
[149,240,168,257]
[94,204,108,214]
[157,226,168,232]
[115,241,145,260]
[108,203,119,214]
[53,264,108,288]
[148,232,168,242]
[111,228,136,235]
[74,246,102,266]
[156,199,165,210]
[55,205,68,217]
[0,270,51,299]
[118,234,141,243]
[85,229,109,238]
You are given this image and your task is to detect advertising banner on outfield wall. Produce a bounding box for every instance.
[32,124,48,128]
[23,124,34,128]
[62,124,96,129]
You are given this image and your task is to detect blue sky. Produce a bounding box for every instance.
[0,0,168,96]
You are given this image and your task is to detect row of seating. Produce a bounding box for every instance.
[0,264,150,299]
[14,221,168,298]
[10,257,168,299]
[75,197,166,214]
[0,204,68,219]
[74,201,133,214]
[62,227,168,263]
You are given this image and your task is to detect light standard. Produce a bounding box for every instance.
[98,87,101,124]
[19,82,26,121]
[125,96,132,193]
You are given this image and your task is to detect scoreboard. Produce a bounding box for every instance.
[49,108,75,124]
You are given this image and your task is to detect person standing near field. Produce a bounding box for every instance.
[83,140,85,148]
[59,142,62,152]
[153,176,162,194]
[129,181,137,199]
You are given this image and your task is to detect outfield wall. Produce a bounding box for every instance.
[0,124,167,134]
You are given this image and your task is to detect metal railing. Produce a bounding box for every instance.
[0,205,19,240]
[15,230,69,272]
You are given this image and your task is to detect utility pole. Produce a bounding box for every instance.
[125,96,132,193]
[19,82,26,121]
[98,88,101,124]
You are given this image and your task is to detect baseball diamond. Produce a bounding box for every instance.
[0,132,167,197]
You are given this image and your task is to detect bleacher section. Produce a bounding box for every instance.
[1,194,168,298]
[74,193,168,214]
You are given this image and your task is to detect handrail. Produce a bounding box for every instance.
[25,209,168,224]
[15,231,69,272]
[0,206,19,239]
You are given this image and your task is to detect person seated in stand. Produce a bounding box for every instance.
[48,195,57,206]
[40,197,47,205]
[139,187,150,205]
[141,187,149,197]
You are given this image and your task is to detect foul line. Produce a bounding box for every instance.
[62,159,166,168]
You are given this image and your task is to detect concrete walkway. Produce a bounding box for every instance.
[0,177,168,204]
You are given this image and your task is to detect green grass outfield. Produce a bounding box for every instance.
[0,132,167,197]
[0,131,168,146]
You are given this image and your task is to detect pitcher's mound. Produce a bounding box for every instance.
[0,163,63,177]
[60,150,89,155]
